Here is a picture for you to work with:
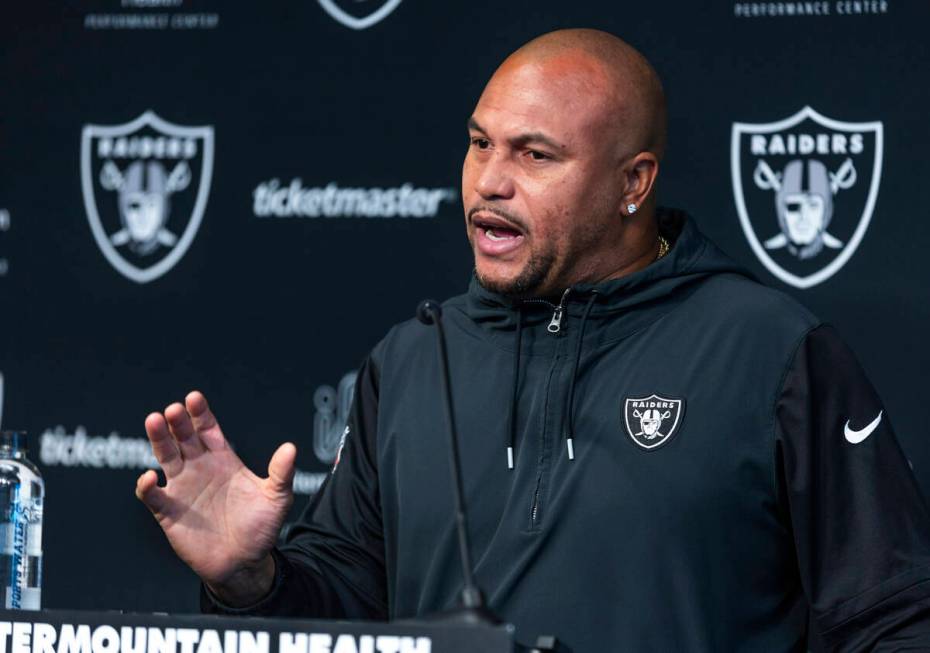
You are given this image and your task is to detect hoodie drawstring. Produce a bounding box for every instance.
[507,307,524,469]
[564,293,597,461]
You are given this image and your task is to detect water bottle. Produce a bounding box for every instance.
[0,431,43,609]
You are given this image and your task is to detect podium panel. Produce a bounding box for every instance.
[0,610,514,653]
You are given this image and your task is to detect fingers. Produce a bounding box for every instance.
[135,469,169,516]
[185,391,227,451]
[144,391,227,477]
[266,442,297,498]
[144,412,183,478]
[165,402,206,459]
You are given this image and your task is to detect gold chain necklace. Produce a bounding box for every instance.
[655,235,670,261]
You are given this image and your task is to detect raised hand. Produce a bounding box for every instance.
[136,391,296,606]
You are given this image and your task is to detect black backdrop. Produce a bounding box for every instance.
[1,0,927,619]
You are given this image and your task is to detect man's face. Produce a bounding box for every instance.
[782,192,826,245]
[462,56,625,298]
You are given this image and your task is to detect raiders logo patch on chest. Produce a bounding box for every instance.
[623,394,686,450]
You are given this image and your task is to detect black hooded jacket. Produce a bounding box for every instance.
[205,210,930,652]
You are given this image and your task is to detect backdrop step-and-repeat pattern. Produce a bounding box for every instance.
[1,0,927,616]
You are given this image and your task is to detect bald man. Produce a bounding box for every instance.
[138,30,930,652]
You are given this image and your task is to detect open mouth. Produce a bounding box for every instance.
[472,213,525,240]
[471,212,527,257]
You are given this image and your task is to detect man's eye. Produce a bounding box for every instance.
[471,138,490,149]
[528,150,550,161]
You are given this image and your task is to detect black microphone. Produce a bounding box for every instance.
[416,299,442,325]
[415,299,500,625]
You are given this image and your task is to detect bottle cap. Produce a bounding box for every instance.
[0,431,28,453]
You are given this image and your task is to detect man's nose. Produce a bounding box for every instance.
[473,155,515,201]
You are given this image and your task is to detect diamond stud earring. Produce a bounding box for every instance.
[627,203,638,215]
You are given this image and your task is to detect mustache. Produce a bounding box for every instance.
[467,205,529,233]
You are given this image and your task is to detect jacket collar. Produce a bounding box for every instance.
[465,207,749,330]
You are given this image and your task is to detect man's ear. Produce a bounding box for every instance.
[620,151,659,215]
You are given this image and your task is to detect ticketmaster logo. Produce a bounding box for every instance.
[40,425,332,495]
[253,180,457,219]
[40,426,158,469]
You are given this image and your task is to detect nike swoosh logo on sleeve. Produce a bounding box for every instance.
[844,411,883,444]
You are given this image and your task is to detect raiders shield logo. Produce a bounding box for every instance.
[624,394,685,450]
[731,106,883,289]
[80,111,214,284]
[317,0,403,30]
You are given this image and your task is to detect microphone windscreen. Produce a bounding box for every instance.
[416,299,442,325]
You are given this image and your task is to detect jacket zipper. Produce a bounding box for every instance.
[526,288,572,525]
[518,288,573,526]
[529,329,567,526]
[529,353,559,527]
[522,287,572,336]
[531,477,542,522]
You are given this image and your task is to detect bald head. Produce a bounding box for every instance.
[494,29,667,160]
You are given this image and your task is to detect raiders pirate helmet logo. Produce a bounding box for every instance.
[623,394,685,450]
[731,106,883,289]
[757,157,854,260]
[81,111,214,283]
